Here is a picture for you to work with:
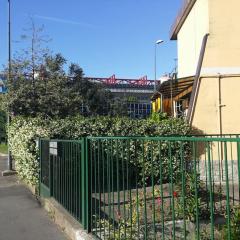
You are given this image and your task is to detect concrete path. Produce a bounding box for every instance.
[0,155,68,240]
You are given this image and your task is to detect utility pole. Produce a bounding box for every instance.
[2,0,15,176]
[7,0,12,171]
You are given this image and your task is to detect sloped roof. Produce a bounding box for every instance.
[151,76,194,100]
[170,0,197,40]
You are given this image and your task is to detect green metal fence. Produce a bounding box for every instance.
[39,136,240,239]
[39,139,90,230]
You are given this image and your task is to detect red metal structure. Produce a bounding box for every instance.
[85,75,160,87]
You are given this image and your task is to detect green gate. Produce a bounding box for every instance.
[39,138,90,231]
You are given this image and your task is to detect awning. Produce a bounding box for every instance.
[151,76,194,100]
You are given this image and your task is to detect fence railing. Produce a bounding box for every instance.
[39,136,240,240]
[39,138,90,230]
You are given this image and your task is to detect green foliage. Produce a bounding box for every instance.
[149,112,168,122]
[0,143,7,154]
[8,117,50,184]
[8,116,191,186]
[0,110,7,143]
[2,22,118,118]
[3,53,115,118]
[222,206,240,239]
[175,173,210,222]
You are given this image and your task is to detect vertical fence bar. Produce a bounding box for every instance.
[207,141,214,240]
[224,141,231,240]
[151,140,156,240]
[127,139,133,239]
[230,137,235,206]
[217,140,223,211]
[111,139,116,239]
[169,141,176,240]
[142,139,148,240]
[180,142,186,239]
[58,143,61,204]
[193,142,200,240]
[69,142,72,215]
[73,142,76,219]
[38,138,42,196]
[121,140,126,239]
[238,141,240,204]
[81,139,87,230]
[106,140,111,238]
[49,142,52,197]
[136,139,140,239]
[159,141,165,240]
[116,139,121,239]
[85,138,90,232]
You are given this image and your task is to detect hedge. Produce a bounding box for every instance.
[8,115,191,186]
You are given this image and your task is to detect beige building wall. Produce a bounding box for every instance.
[202,0,240,74]
[192,76,240,134]
[173,0,240,135]
[177,0,209,78]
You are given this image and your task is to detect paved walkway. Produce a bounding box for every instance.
[0,155,67,240]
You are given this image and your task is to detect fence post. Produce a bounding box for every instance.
[81,137,91,232]
[237,140,240,205]
[38,138,41,196]
[85,137,91,233]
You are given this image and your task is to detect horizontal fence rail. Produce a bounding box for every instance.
[39,136,240,239]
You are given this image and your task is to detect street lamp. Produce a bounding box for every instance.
[7,0,12,171]
[154,39,164,91]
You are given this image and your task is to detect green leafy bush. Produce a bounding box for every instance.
[8,115,191,186]
[0,110,7,143]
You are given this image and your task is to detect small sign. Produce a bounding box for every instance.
[50,141,57,155]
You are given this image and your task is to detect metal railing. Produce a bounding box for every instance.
[39,136,240,239]
[39,139,90,230]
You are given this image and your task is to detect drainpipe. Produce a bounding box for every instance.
[187,33,209,125]
[218,74,225,181]
[218,74,224,137]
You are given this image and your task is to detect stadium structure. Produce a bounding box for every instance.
[86,75,159,118]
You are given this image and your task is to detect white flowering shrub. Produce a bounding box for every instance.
[8,115,191,186]
[8,117,50,185]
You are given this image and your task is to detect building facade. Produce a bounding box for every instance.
[155,0,240,134]
[87,75,156,119]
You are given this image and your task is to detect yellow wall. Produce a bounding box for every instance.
[201,0,240,74]
[175,0,240,135]
[177,0,209,78]
[177,0,240,77]
[151,98,161,112]
[192,76,240,134]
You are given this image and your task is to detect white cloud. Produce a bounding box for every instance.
[34,15,96,28]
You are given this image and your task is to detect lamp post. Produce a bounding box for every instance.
[2,0,14,176]
[7,0,12,171]
[154,39,164,92]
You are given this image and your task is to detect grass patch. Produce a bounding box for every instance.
[0,143,8,154]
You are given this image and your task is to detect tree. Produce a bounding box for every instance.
[4,52,117,118]
[3,22,128,118]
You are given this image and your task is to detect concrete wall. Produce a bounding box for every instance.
[192,75,240,134]
[177,0,209,78]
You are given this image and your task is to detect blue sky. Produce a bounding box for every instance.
[0,0,181,79]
